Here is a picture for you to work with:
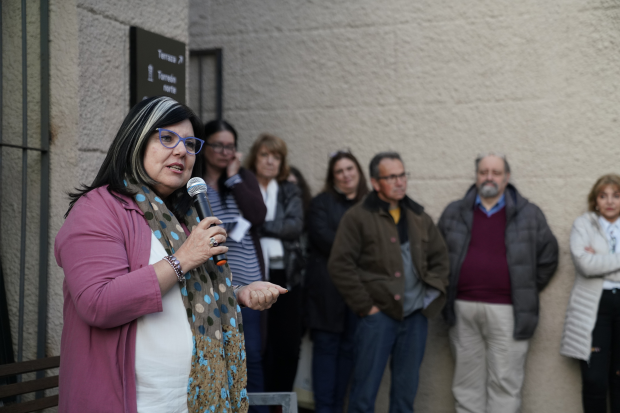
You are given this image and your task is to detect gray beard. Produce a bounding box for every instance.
[479,183,499,198]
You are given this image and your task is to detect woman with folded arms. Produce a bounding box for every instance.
[561,173,620,413]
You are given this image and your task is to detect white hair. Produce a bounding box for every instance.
[475,152,511,175]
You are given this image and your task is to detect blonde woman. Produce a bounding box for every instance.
[246,134,304,394]
[561,173,620,413]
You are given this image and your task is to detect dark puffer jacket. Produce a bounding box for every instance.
[437,184,559,340]
[258,181,305,289]
[304,192,357,333]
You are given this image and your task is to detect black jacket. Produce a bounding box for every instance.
[303,192,357,333]
[437,184,559,340]
[258,181,305,288]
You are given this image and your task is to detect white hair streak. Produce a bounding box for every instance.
[123,97,179,183]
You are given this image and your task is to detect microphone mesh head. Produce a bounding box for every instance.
[187,177,208,196]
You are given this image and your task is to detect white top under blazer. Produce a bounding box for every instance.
[135,232,193,413]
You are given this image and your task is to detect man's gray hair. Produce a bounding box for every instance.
[475,152,511,174]
[369,152,402,179]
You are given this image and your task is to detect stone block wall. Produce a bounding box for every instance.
[189,1,620,411]
[1,0,44,367]
[45,0,189,359]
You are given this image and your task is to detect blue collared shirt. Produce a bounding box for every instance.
[598,215,620,253]
[597,216,620,290]
[475,194,506,217]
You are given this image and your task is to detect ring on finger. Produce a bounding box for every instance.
[209,237,219,248]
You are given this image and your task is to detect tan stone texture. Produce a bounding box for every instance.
[187,0,619,411]
[2,0,46,370]
[2,0,188,400]
[49,0,189,351]
[5,0,619,411]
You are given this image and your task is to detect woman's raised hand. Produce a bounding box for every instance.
[236,281,288,311]
[175,217,228,272]
[227,152,243,178]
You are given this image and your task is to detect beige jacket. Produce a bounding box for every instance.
[560,212,620,361]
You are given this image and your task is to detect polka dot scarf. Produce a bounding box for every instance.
[127,178,249,413]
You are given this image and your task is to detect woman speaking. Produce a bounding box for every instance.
[54,96,284,413]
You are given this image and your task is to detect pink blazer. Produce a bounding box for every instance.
[55,186,162,413]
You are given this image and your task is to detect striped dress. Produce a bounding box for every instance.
[206,175,263,286]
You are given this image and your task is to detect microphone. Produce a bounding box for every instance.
[187,177,228,266]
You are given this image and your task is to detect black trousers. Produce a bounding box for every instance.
[263,268,303,393]
[580,288,620,413]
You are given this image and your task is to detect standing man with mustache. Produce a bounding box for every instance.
[438,153,559,413]
[329,152,449,413]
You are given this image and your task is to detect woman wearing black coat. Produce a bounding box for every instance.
[246,133,306,395]
[304,151,368,413]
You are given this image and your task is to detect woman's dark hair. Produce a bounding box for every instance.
[289,166,312,218]
[203,119,238,203]
[324,151,368,203]
[204,119,238,148]
[65,96,204,219]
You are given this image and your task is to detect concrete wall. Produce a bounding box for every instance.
[46,0,189,364]
[0,0,191,407]
[2,0,188,403]
[188,1,620,411]
[1,0,44,367]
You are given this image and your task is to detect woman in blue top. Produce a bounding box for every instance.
[202,120,268,412]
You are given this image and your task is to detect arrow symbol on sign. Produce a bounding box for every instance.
[178,55,184,64]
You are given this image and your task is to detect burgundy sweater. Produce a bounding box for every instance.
[457,207,512,304]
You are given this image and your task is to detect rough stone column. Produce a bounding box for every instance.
[47,0,189,358]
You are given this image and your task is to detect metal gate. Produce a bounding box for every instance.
[0,0,51,395]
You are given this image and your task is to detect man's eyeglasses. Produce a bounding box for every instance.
[156,128,204,155]
[206,143,236,154]
[377,172,409,184]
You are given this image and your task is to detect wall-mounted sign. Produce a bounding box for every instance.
[130,27,186,106]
